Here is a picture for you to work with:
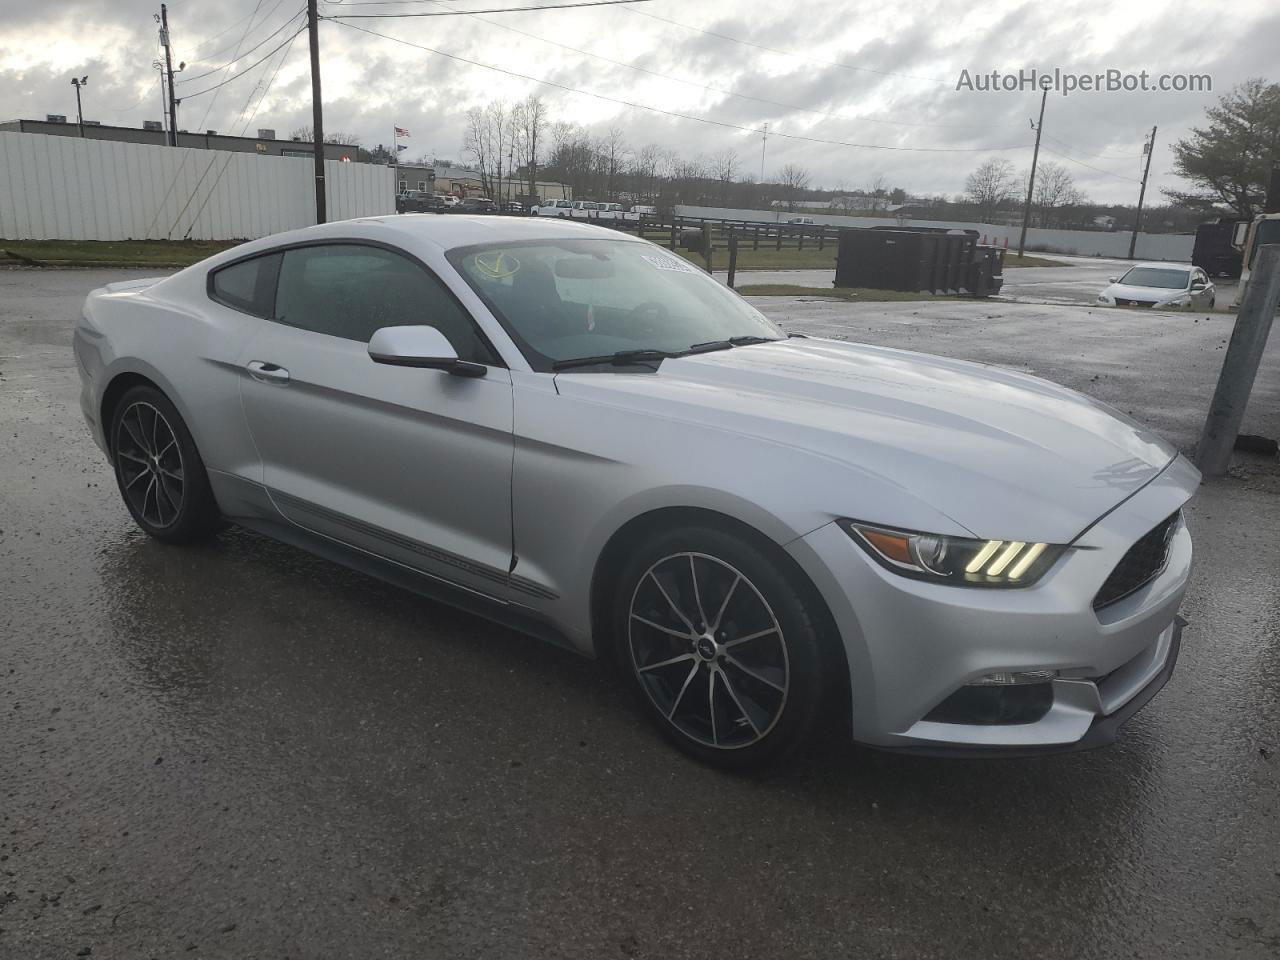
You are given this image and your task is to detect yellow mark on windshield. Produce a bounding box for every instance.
[474,252,521,279]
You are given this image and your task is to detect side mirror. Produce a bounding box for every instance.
[368,326,486,377]
[1108,276,1120,283]
[1191,280,1206,290]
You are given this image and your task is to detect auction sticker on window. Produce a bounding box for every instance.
[640,253,699,274]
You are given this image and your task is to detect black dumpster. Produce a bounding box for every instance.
[1191,220,1243,278]
[835,229,933,291]
[836,226,999,296]
[967,245,1005,297]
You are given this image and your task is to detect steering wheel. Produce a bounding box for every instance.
[629,300,672,336]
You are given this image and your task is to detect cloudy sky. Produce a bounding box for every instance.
[2,0,1276,203]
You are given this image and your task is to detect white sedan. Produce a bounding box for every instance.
[73,215,1197,769]
[1096,263,1216,309]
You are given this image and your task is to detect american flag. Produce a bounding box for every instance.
[394,126,410,138]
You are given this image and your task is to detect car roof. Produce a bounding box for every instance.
[1130,262,1190,270]
[197,214,647,268]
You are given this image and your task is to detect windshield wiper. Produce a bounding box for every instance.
[686,335,780,353]
[551,348,676,371]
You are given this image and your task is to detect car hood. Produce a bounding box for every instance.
[554,338,1179,543]
[1103,282,1189,301]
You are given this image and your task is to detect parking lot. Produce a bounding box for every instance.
[2,267,1279,959]
[722,254,1244,307]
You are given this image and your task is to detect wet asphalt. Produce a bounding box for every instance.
[2,268,1279,960]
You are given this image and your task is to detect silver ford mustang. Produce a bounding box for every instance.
[74,215,1198,769]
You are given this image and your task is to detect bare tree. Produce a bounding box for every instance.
[631,142,664,203]
[778,163,811,209]
[600,126,629,200]
[1028,162,1085,228]
[866,173,889,212]
[462,107,492,197]
[290,125,361,145]
[513,94,547,200]
[711,148,740,202]
[487,101,509,202]
[964,158,1016,221]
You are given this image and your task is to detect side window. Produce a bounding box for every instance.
[209,252,281,318]
[274,244,496,364]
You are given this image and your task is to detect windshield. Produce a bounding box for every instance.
[1118,267,1190,289]
[449,239,783,371]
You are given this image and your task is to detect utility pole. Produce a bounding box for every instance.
[153,61,167,137]
[159,4,180,145]
[1195,244,1280,476]
[307,0,327,224]
[1017,89,1047,258]
[70,76,88,137]
[1128,126,1157,260]
[759,122,769,183]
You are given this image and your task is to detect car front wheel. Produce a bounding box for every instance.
[613,525,833,770]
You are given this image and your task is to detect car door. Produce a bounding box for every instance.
[238,241,516,598]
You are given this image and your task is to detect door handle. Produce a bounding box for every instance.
[246,360,290,384]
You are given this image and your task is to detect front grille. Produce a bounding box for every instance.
[1093,511,1180,610]
[1115,298,1155,307]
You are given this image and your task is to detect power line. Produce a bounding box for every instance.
[183,0,292,65]
[188,0,267,135]
[319,0,485,4]
[178,26,308,100]
[325,0,652,17]
[624,7,947,86]
[334,20,1030,155]
[145,0,272,233]
[179,30,304,238]
[1041,133,1141,161]
[1039,145,1141,183]
[185,0,288,59]
[432,2,1021,132]
[178,10,305,84]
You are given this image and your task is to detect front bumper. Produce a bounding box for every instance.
[787,455,1198,755]
[881,616,1183,758]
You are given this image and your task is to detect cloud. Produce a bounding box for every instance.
[0,0,1274,202]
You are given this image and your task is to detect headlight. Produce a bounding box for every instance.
[1096,294,1113,304]
[1161,295,1190,307]
[839,520,1064,587]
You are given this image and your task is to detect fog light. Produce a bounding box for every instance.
[969,669,1059,686]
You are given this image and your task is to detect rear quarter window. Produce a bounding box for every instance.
[208,252,281,318]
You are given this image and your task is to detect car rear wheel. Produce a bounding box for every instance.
[109,385,221,544]
[613,525,832,771]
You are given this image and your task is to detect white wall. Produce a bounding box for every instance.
[675,205,1194,262]
[0,132,395,241]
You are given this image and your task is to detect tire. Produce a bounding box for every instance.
[109,384,221,544]
[612,524,833,771]
[1208,297,1215,309]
